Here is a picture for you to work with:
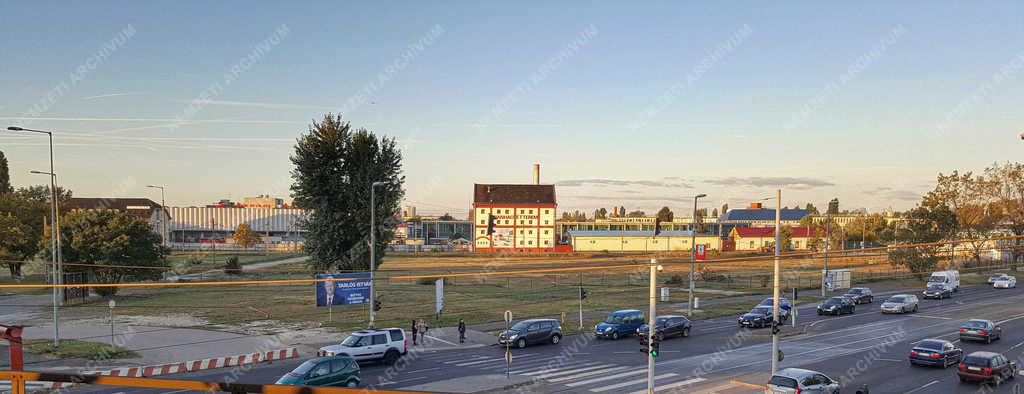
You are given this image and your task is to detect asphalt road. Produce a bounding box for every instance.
[60,282,1024,393]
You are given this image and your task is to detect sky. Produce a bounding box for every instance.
[1,1,1022,218]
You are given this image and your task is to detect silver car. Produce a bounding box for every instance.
[881,294,919,314]
[766,368,839,393]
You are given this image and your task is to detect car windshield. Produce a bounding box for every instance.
[655,317,671,326]
[991,275,1006,279]
[509,321,531,331]
[928,275,946,283]
[963,355,992,366]
[605,314,627,324]
[847,288,863,294]
[751,306,772,315]
[825,297,843,304]
[887,296,906,303]
[768,375,798,388]
[916,340,944,351]
[996,277,1011,281]
[342,335,367,347]
[292,360,317,374]
[963,320,988,329]
[927,284,945,290]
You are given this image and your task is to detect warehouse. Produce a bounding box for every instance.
[567,230,722,253]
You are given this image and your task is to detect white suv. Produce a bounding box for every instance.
[318,328,407,365]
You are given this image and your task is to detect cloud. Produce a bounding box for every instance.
[560,194,700,203]
[0,116,295,124]
[81,92,148,100]
[175,99,336,111]
[555,178,692,188]
[863,186,921,201]
[704,176,834,189]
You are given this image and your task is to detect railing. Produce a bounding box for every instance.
[0,370,429,394]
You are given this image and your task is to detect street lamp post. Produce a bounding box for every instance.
[369,181,386,329]
[688,194,706,316]
[771,189,781,375]
[146,185,167,247]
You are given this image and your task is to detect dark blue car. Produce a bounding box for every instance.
[909,339,963,368]
[594,309,644,340]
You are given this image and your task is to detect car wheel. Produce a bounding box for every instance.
[986,336,992,344]
[516,338,527,349]
[851,306,856,314]
[383,349,400,365]
[682,327,690,338]
[611,331,620,340]
[655,332,664,341]
[550,334,561,345]
[345,379,358,388]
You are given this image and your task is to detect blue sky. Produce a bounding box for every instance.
[1,1,1021,216]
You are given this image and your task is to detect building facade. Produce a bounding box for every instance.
[729,226,826,251]
[568,230,722,252]
[472,184,557,252]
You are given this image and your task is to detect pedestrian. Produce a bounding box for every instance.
[458,319,466,344]
[417,319,427,344]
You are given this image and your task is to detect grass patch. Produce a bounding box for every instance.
[23,339,138,360]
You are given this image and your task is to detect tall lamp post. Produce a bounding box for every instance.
[771,189,781,375]
[369,181,386,329]
[146,185,168,247]
[688,193,706,316]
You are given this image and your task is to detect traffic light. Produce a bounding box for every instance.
[649,336,660,357]
[373,300,382,311]
[771,321,781,335]
[580,287,588,300]
[486,215,496,235]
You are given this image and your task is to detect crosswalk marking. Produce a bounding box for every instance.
[564,368,645,386]
[510,361,597,374]
[451,354,543,366]
[626,378,708,394]
[547,366,630,383]
[525,363,610,378]
[590,373,677,392]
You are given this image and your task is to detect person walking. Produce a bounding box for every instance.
[417,319,428,344]
[411,319,418,346]
[458,319,467,344]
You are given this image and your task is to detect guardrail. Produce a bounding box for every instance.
[0,370,430,394]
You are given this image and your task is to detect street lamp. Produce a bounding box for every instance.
[29,170,60,348]
[369,181,387,329]
[688,193,706,317]
[6,127,62,294]
[146,185,168,247]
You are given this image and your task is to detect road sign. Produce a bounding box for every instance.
[505,351,512,365]
[696,244,707,261]
[108,300,116,309]
[435,278,445,314]
[504,310,513,325]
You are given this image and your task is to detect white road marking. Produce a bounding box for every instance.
[547,366,630,383]
[526,363,615,378]
[452,353,543,366]
[423,335,458,346]
[903,380,938,394]
[910,315,952,320]
[590,373,678,392]
[877,358,904,362]
[507,361,596,374]
[406,367,441,374]
[1009,340,1024,351]
[565,369,647,387]
[627,378,708,394]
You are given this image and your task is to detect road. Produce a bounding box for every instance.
[61,282,1024,393]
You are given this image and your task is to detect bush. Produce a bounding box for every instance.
[224,256,242,275]
[664,274,685,285]
[185,256,204,265]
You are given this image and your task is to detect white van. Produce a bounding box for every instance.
[928,270,960,292]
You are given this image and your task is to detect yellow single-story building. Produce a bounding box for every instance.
[568,230,721,253]
[729,226,825,251]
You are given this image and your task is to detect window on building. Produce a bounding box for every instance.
[749,241,755,248]
[519,241,524,245]
[530,209,534,214]
[505,209,510,214]
[544,220,550,225]
[528,240,533,245]
[544,230,549,234]
[544,209,550,214]
[544,240,550,245]
[528,230,533,234]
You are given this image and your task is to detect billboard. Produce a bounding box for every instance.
[492,228,513,247]
[316,273,372,307]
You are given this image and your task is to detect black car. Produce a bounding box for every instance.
[960,319,1002,344]
[843,287,873,304]
[738,306,781,328]
[922,283,952,299]
[637,315,691,341]
[817,296,856,316]
[909,339,963,368]
[498,319,562,349]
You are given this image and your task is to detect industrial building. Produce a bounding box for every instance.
[473,164,558,252]
[166,206,308,249]
[567,230,722,253]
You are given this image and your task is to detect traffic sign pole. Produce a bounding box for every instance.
[504,310,512,379]
[647,259,658,394]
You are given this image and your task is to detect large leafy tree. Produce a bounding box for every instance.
[0,150,11,193]
[49,210,168,296]
[656,206,674,222]
[978,162,1024,263]
[0,193,48,276]
[291,114,404,271]
[15,185,72,203]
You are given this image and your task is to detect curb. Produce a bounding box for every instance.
[1,347,300,393]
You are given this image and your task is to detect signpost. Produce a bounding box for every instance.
[435,278,445,318]
[504,310,513,379]
[315,273,373,323]
[108,299,116,346]
[696,244,707,261]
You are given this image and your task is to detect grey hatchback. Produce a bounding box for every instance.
[498,319,562,349]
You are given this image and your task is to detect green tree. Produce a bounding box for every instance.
[291,114,404,272]
[0,193,48,276]
[827,198,839,215]
[15,185,72,203]
[619,206,626,217]
[721,203,729,215]
[804,203,819,215]
[656,206,674,222]
[979,162,1024,263]
[593,207,607,220]
[438,212,455,221]
[232,223,260,249]
[627,210,645,217]
[779,225,793,251]
[49,210,167,296]
[0,150,11,194]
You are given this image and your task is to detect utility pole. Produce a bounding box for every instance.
[578,272,584,330]
[647,258,660,394]
[822,204,832,297]
[369,182,385,329]
[146,185,167,247]
[689,194,706,316]
[265,222,270,254]
[771,189,781,376]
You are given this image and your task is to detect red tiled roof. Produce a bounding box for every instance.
[734,226,824,238]
[473,184,556,205]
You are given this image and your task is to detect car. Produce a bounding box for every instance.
[881,294,919,314]
[909,339,963,368]
[817,296,856,316]
[988,273,1011,284]
[960,319,1002,344]
[843,287,873,304]
[765,368,839,393]
[275,355,361,388]
[957,351,1017,384]
[594,309,645,340]
[317,328,407,365]
[498,318,562,348]
[758,297,793,314]
[994,275,1017,289]
[922,283,953,299]
[928,270,960,292]
[637,315,691,341]
[738,306,784,328]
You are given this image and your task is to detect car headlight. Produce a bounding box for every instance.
[327,352,334,356]
[509,334,518,339]
[605,327,614,332]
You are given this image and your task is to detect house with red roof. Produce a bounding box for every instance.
[729,226,826,251]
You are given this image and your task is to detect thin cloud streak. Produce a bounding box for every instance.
[556,178,692,188]
[0,116,297,124]
[704,176,834,189]
[175,99,337,111]
[81,92,148,100]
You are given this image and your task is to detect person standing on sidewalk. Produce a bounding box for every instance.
[411,319,418,346]
[417,319,428,344]
[458,319,466,343]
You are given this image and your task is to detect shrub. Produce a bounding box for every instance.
[224,256,242,275]
[664,274,685,285]
[185,256,204,266]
